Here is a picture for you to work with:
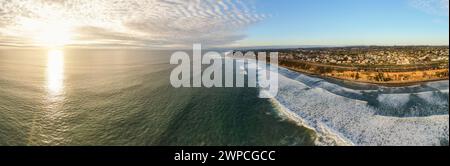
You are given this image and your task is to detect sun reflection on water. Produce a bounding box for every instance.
[30,49,69,145]
[46,49,64,96]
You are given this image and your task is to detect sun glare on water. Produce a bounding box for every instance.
[24,21,71,95]
[46,49,64,96]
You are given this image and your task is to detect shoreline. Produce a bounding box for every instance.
[268,66,449,146]
[280,65,449,87]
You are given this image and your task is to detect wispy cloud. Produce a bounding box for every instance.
[0,0,266,48]
[410,0,449,16]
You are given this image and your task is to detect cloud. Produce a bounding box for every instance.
[0,0,266,48]
[410,0,449,16]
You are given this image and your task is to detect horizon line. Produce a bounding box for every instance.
[1,44,449,51]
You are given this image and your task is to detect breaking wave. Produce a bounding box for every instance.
[227,57,448,145]
[273,68,449,145]
[267,65,448,146]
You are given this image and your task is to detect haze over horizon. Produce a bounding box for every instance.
[0,0,448,49]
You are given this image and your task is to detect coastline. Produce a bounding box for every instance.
[265,65,449,146]
[229,55,448,145]
[281,65,449,87]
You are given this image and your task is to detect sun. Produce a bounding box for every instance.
[20,19,74,48]
[34,24,73,48]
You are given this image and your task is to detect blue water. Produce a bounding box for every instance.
[0,49,315,146]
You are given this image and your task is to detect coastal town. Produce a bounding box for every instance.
[236,46,449,85]
[278,46,449,66]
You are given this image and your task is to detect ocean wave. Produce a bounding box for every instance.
[267,65,449,146]
[226,57,448,145]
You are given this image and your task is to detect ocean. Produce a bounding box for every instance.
[0,49,448,146]
[0,49,315,146]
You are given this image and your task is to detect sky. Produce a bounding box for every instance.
[0,0,448,49]
[240,0,449,47]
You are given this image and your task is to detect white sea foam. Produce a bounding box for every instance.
[416,91,449,106]
[264,64,449,146]
[377,93,410,108]
[230,57,448,146]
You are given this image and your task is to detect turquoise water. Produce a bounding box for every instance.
[0,49,315,146]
